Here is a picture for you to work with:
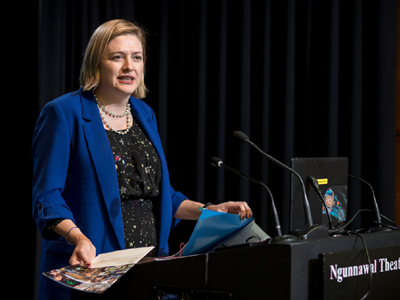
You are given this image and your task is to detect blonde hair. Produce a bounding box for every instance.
[80,19,148,99]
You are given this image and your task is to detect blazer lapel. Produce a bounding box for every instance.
[80,90,125,250]
[129,98,165,162]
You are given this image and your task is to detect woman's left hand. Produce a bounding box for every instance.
[207,201,252,220]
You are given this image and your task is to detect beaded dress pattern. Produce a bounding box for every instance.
[105,117,161,256]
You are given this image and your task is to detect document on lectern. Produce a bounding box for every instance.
[42,246,154,293]
[174,209,268,257]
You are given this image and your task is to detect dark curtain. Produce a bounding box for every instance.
[27,0,398,299]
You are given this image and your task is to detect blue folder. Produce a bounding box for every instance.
[181,209,255,257]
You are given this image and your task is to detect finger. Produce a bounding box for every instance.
[80,252,92,267]
[243,208,253,219]
[239,210,249,220]
[70,254,92,268]
[235,202,252,219]
[69,253,83,266]
[82,246,96,267]
[69,243,95,267]
[240,203,252,219]
[69,251,90,266]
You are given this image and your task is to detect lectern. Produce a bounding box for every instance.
[72,230,400,300]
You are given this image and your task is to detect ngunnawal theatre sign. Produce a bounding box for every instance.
[320,244,400,300]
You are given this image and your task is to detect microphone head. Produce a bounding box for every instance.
[211,157,223,167]
[307,176,318,184]
[233,131,249,144]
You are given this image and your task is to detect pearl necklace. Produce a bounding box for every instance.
[93,91,132,135]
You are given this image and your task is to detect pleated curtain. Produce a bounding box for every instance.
[34,0,397,297]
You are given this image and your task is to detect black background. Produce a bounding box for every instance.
[10,1,398,299]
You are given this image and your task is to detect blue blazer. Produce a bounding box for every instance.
[32,89,186,299]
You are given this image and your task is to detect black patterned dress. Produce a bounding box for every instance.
[105,117,161,257]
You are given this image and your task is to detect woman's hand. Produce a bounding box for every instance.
[207,201,252,220]
[53,219,97,267]
[69,238,96,267]
[174,200,252,220]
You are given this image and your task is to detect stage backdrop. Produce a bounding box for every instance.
[31,0,397,298]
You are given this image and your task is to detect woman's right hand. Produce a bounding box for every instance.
[53,219,97,267]
[69,238,96,267]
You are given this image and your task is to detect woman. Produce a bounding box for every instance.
[32,19,252,300]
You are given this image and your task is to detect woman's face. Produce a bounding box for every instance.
[97,34,144,99]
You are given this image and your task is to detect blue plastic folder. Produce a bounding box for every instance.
[181,209,255,257]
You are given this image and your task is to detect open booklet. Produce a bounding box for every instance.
[43,246,154,294]
[159,209,270,259]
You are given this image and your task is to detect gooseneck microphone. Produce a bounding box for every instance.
[307,176,334,230]
[233,131,329,239]
[348,174,392,233]
[211,157,298,242]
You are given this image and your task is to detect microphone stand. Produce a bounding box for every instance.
[233,131,329,239]
[348,175,392,233]
[211,157,298,243]
[307,176,335,231]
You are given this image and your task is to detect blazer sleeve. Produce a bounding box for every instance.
[31,101,76,239]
